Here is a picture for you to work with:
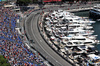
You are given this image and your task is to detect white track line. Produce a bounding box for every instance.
[31,14,63,66]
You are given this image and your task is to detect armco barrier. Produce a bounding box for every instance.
[23,10,52,66]
[37,12,78,66]
[23,4,97,66]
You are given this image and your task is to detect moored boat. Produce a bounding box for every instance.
[44,10,100,66]
[89,4,100,20]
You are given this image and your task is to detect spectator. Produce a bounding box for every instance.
[0,6,46,66]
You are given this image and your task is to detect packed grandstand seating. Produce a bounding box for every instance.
[0,7,46,66]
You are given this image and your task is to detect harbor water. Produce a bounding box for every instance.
[73,11,100,51]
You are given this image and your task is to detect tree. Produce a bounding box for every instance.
[16,0,32,6]
[0,55,10,66]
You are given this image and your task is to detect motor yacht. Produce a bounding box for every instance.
[63,39,97,46]
[89,4,100,19]
[44,10,100,66]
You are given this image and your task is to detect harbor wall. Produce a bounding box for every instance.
[67,8,91,12]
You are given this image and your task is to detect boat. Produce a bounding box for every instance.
[68,28,94,35]
[89,4,100,19]
[87,54,100,66]
[62,38,98,46]
[44,10,100,66]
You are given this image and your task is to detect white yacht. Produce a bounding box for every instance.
[63,39,97,46]
[68,28,94,35]
[72,35,96,40]
[61,35,97,42]
[89,4,100,19]
[44,10,100,66]
[87,54,100,66]
[66,17,95,24]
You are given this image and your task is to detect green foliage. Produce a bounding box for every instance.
[19,0,31,3]
[33,0,38,2]
[0,55,10,66]
[16,0,32,6]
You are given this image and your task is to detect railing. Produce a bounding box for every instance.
[37,11,80,66]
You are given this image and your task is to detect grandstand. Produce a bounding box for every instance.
[0,4,47,66]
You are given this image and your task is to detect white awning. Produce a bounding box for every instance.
[4,5,15,7]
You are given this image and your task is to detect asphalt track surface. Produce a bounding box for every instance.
[25,9,72,66]
[25,4,96,65]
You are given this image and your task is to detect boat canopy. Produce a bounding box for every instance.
[88,54,100,60]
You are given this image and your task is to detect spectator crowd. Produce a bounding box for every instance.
[0,6,46,66]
